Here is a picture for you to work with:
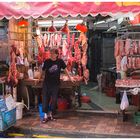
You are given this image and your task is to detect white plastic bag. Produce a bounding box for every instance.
[131,88,140,95]
[28,69,33,79]
[120,91,129,110]
[5,94,16,110]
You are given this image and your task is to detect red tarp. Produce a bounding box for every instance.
[0,2,140,19]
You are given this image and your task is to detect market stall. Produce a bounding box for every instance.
[0,2,139,123]
[114,29,140,121]
[7,16,89,109]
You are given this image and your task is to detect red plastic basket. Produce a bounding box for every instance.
[106,88,116,97]
[57,99,68,111]
[81,96,91,103]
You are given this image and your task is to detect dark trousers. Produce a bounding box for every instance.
[42,82,59,114]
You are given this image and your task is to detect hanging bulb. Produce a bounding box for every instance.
[76,21,87,33]
[60,20,70,34]
[48,20,57,32]
[17,19,29,27]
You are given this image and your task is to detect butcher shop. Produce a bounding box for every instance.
[0,2,140,129]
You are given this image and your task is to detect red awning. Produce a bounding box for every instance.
[0,2,140,19]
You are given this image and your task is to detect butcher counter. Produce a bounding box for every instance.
[17,76,82,110]
[115,79,140,121]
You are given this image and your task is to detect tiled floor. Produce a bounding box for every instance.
[10,110,140,137]
[7,82,140,138]
[80,83,138,112]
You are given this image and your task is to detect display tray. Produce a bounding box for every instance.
[23,77,82,88]
[115,79,140,88]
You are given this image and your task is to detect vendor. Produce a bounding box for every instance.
[39,48,74,123]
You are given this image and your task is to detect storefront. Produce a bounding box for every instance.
[0,2,140,116]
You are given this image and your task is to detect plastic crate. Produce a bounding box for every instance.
[133,112,140,124]
[0,108,16,131]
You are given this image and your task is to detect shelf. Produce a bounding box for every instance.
[128,54,140,57]
[117,25,140,32]
[35,30,80,34]
[8,39,32,41]
[62,38,79,40]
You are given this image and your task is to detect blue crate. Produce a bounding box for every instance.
[0,108,16,131]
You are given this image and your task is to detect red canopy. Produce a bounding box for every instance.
[0,2,140,19]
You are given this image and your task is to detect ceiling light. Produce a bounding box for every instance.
[37,19,83,27]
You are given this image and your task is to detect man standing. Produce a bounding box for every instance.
[41,48,73,123]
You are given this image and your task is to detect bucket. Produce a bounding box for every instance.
[16,102,28,120]
[57,98,68,111]
[81,96,91,103]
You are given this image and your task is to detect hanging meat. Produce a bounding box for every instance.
[138,58,140,68]
[48,21,57,32]
[132,57,137,69]
[7,45,19,87]
[49,33,55,48]
[36,35,43,47]
[82,43,88,53]
[66,48,74,72]
[138,41,140,54]
[67,32,70,47]
[62,39,68,57]
[128,57,132,69]
[57,33,62,47]
[78,32,87,46]
[46,33,50,47]
[119,40,125,56]
[60,20,70,34]
[71,33,75,47]
[10,44,20,57]
[135,57,140,69]
[7,62,19,87]
[125,39,131,55]
[78,62,82,76]
[129,41,135,55]
[81,52,87,68]
[74,40,81,63]
[54,33,58,46]
[67,56,75,72]
[114,39,120,57]
[77,31,89,83]
[44,33,50,47]
[116,55,122,72]
[37,44,45,64]
[133,40,138,54]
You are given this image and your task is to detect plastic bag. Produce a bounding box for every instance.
[5,94,16,110]
[120,91,129,110]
